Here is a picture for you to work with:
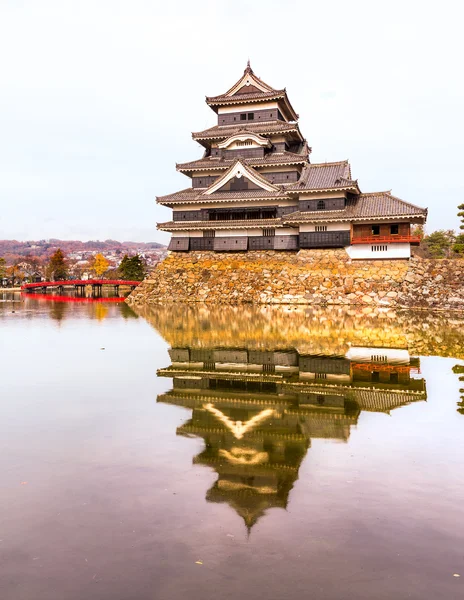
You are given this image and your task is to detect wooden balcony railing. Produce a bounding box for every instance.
[351,235,422,245]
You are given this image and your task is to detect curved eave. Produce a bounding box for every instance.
[288,184,361,196]
[192,128,302,143]
[176,158,309,175]
[158,219,287,232]
[205,91,298,121]
[157,194,289,207]
[283,213,428,225]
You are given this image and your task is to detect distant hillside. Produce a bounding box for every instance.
[0,239,166,261]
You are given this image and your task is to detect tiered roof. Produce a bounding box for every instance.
[284,192,428,224]
[192,121,304,146]
[205,62,299,121]
[289,161,359,193]
[176,150,308,174]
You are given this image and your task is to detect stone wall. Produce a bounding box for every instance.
[127,250,464,311]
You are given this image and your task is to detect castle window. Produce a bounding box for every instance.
[317,200,325,210]
[203,230,215,238]
[372,225,380,235]
[315,225,327,232]
[248,113,254,120]
[390,224,399,235]
[263,229,275,237]
[371,245,388,252]
[240,114,247,121]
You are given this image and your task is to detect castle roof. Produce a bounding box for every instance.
[176,150,308,174]
[205,62,299,121]
[284,192,428,223]
[288,161,359,193]
[192,121,304,146]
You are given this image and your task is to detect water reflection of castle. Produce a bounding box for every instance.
[157,346,426,529]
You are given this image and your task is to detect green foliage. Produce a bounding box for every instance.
[118,254,146,281]
[458,203,464,230]
[46,249,68,281]
[453,232,464,255]
[453,364,464,415]
[422,230,456,258]
[0,257,6,279]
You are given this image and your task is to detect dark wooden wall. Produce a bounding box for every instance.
[352,223,410,238]
[299,231,350,248]
[218,109,284,126]
[299,198,346,212]
[263,171,299,184]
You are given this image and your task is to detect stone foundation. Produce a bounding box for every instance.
[127,250,464,311]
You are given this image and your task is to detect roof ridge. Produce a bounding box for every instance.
[360,190,427,213]
[308,160,349,168]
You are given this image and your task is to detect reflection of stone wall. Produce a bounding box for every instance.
[135,304,464,360]
[126,250,464,311]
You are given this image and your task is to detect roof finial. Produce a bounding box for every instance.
[245,59,252,73]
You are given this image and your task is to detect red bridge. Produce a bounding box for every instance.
[22,279,141,294]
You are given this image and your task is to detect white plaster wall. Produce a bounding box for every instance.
[171,231,202,238]
[218,102,279,114]
[345,243,411,260]
[346,347,411,364]
[299,223,351,232]
[298,373,352,383]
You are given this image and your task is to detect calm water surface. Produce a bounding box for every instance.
[1,292,463,600]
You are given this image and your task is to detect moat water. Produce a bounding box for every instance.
[1,292,464,600]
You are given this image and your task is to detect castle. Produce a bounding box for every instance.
[157,62,427,260]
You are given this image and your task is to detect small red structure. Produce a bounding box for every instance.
[21,279,141,293]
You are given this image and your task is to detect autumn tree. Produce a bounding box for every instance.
[91,253,110,277]
[21,256,43,282]
[0,257,6,280]
[118,254,146,281]
[46,249,68,281]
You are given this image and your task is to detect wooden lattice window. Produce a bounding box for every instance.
[263,228,275,237]
[203,230,215,238]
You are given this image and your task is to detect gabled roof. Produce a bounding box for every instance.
[205,62,299,121]
[192,121,304,146]
[283,191,428,223]
[176,151,309,174]
[217,131,271,149]
[355,192,428,218]
[288,161,360,193]
[202,159,280,194]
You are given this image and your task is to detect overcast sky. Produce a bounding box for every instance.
[1,0,463,244]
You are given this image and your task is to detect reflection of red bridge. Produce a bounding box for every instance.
[21,279,141,295]
[21,293,126,303]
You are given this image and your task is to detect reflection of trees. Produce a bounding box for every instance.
[49,301,68,322]
[119,303,139,319]
[94,304,109,321]
[133,304,464,360]
[452,365,464,414]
